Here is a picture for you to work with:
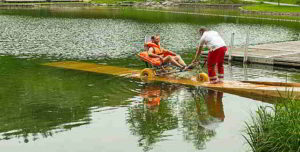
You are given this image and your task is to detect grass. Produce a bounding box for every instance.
[244,97,300,152]
[257,0,300,5]
[242,4,300,13]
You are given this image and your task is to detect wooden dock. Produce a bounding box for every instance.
[205,40,300,67]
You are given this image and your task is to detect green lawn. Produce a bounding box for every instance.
[242,4,300,13]
[258,0,300,4]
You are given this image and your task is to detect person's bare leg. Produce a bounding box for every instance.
[174,55,187,67]
[163,56,184,68]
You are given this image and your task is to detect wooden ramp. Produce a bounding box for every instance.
[43,61,300,101]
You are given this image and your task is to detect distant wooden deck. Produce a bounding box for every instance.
[213,40,300,67]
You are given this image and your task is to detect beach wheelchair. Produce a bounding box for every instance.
[137,51,209,82]
[137,51,177,78]
[137,37,209,81]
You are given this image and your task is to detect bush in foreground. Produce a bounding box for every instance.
[244,98,300,152]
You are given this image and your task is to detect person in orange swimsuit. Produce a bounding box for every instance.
[146,35,187,69]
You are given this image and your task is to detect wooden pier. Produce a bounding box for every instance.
[222,40,300,67]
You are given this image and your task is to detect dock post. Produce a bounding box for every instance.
[228,32,234,62]
[228,62,233,80]
[243,30,249,63]
[243,63,248,81]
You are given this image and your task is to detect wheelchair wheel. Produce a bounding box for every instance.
[196,72,209,82]
[140,68,156,79]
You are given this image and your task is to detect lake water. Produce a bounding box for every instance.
[0,6,300,152]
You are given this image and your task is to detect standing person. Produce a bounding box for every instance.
[191,28,227,84]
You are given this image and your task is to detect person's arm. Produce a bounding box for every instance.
[192,45,203,63]
[162,48,176,56]
[157,42,176,56]
[192,36,205,63]
[148,48,163,61]
[157,42,175,56]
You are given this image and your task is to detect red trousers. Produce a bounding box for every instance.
[206,90,225,121]
[207,46,227,81]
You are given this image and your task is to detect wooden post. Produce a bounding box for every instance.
[228,32,234,62]
[244,30,249,63]
[228,61,233,80]
[243,63,248,81]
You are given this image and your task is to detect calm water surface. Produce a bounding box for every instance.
[0,6,300,152]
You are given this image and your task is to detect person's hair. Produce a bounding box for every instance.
[199,27,208,33]
[151,34,160,40]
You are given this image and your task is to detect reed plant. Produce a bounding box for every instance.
[244,97,300,152]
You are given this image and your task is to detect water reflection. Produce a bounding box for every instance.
[0,55,295,151]
[189,88,225,126]
[180,88,225,150]
[205,90,225,121]
[127,84,179,152]
[0,56,139,143]
[127,83,226,151]
[139,84,180,109]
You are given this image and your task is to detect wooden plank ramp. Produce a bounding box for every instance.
[43,61,300,100]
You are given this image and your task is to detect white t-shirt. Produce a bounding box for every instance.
[199,31,226,52]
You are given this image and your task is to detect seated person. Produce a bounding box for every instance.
[145,34,187,69]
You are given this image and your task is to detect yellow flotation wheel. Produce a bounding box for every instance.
[196,72,209,82]
[140,68,156,79]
